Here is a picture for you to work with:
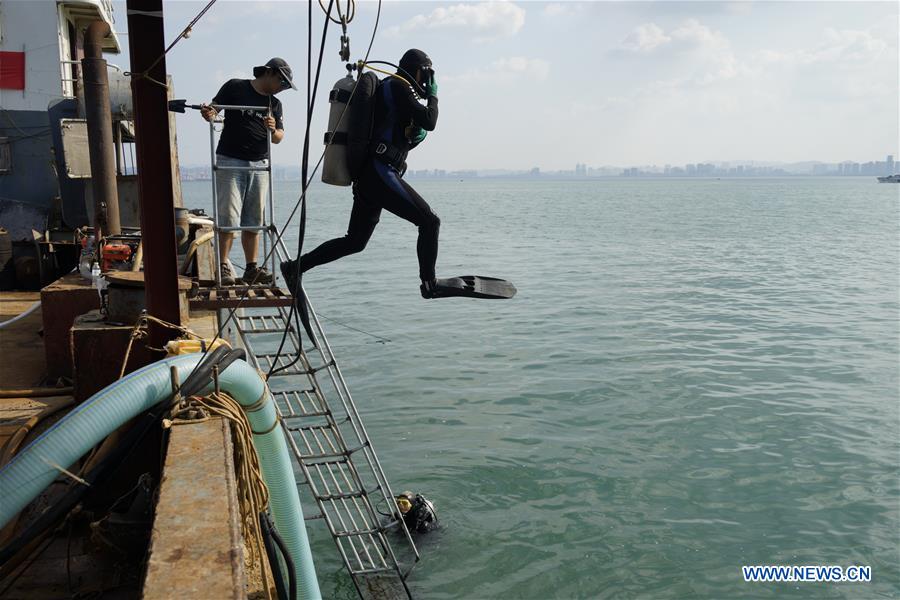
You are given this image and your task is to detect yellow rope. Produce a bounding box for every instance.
[118,314,208,379]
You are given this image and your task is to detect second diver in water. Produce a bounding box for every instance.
[280,49,446,299]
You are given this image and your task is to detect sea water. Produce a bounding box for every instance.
[183,176,899,599]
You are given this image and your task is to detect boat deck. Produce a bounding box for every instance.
[0,292,74,457]
[0,292,47,388]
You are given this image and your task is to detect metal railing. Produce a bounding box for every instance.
[232,247,420,597]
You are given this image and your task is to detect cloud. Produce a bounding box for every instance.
[634,1,753,17]
[757,28,888,66]
[386,1,526,42]
[543,3,586,18]
[606,23,895,121]
[620,23,671,54]
[617,19,729,56]
[752,28,894,102]
[613,19,739,85]
[443,56,550,86]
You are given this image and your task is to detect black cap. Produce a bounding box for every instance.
[254,57,296,90]
[399,49,432,77]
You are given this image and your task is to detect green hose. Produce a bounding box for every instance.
[0,354,321,599]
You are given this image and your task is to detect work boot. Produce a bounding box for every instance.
[280,259,299,295]
[242,264,274,285]
[220,262,236,286]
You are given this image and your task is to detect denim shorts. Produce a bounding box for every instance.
[215,154,269,228]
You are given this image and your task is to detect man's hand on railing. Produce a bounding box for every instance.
[200,104,218,122]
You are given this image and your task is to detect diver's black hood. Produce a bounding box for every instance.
[399,49,432,77]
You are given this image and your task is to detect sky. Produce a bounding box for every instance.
[108,1,899,171]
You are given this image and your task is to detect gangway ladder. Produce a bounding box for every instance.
[208,103,278,288]
[231,239,420,599]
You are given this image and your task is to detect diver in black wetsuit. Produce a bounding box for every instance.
[281,49,443,299]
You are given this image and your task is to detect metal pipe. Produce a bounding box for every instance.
[82,21,121,237]
[267,124,276,285]
[0,387,74,399]
[209,120,222,286]
[127,0,183,340]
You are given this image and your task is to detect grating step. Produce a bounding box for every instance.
[256,352,309,376]
[272,389,330,418]
[237,313,290,329]
[334,527,383,539]
[240,326,292,334]
[315,489,369,502]
[353,566,403,576]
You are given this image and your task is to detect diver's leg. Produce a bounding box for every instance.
[299,188,381,272]
[370,162,440,282]
[279,177,380,293]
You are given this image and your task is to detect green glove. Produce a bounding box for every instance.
[425,74,438,98]
[408,126,427,145]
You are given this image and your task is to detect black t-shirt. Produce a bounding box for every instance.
[212,79,284,161]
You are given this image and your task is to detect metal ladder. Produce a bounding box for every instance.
[227,240,420,599]
[207,103,278,288]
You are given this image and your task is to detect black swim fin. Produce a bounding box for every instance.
[422,276,516,300]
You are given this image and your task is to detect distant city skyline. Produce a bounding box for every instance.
[180,153,899,181]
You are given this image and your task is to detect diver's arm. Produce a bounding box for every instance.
[397,80,439,131]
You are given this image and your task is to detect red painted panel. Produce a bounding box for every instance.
[0,51,26,90]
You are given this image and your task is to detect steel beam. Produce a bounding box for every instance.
[126,0,182,342]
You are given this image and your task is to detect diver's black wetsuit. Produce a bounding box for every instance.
[300,74,440,281]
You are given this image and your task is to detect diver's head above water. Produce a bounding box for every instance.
[399,48,434,88]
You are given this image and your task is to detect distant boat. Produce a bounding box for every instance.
[876,174,900,183]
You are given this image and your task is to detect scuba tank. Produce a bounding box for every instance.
[322,75,355,186]
[322,70,380,186]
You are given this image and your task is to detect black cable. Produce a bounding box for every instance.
[259,512,289,600]
[268,515,298,600]
[267,0,384,378]
[267,0,335,378]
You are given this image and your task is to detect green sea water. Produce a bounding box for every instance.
[183,177,899,599]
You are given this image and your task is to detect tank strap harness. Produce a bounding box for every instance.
[372,142,407,175]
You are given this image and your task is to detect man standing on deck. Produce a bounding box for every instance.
[280,49,444,298]
[201,58,295,285]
